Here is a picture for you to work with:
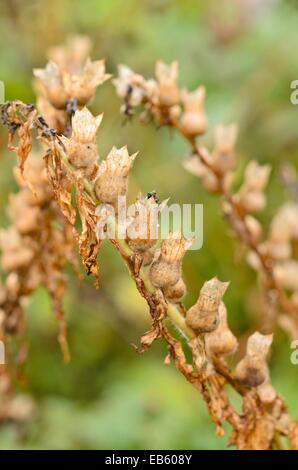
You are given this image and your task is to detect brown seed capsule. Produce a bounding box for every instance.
[183,149,221,193]
[113,65,146,107]
[257,382,277,404]
[149,233,191,290]
[126,193,162,254]
[212,124,238,174]
[155,61,180,107]
[186,278,229,334]
[8,191,41,235]
[236,161,271,213]
[61,107,102,174]
[235,332,273,387]
[163,278,186,302]
[180,86,208,137]
[0,228,35,272]
[63,58,111,106]
[94,146,137,207]
[205,302,238,357]
[47,35,93,73]
[34,62,68,110]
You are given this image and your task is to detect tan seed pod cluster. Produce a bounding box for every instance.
[186,278,229,334]
[34,58,110,110]
[235,332,273,387]
[34,35,99,132]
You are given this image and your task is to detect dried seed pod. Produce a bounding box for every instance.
[61,107,102,174]
[245,215,262,243]
[34,57,110,110]
[36,95,67,134]
[113,65,146,107]
[180,86,208,137]
[47,35,93,73]
[257,382,277,404]
[269,203,298,243]
[185,278,229,333]
[155,61,180,107]
[149,233,191,289]
[236,161,271,213]
[274,261,298,291]
[205,302,238,357]
[126,193,162,254]
[62,58,111,106]
[94,146,137,206]
[71,107,103,143]
[34,62,68,110]
[163,277,186,302]
[160,232,192,264]
[183,150,222,193]
[212,124,238,173]
[0,228,35,272]
[235,332,273,387]
[8,191,41,234]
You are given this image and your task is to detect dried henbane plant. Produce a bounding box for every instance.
[0,37,297,449]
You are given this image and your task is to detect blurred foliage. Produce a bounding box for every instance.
[0,0,298,449]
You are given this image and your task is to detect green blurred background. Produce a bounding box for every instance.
[0,0,298,450]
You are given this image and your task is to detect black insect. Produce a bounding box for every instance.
[147,191,159,203]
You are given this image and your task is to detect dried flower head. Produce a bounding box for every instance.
[186,278,229,333]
